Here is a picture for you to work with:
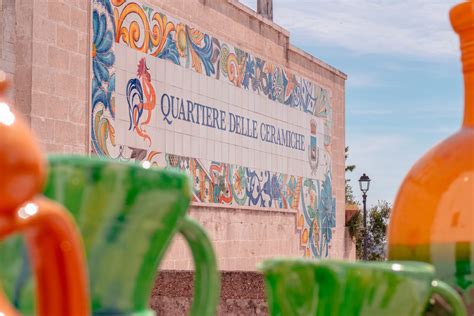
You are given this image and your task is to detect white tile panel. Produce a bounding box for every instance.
[115,93,128,121]
[182,134,191,157]
[165,129,174,154]
[115,68,126,97]
[115,45,127,70]
[126,48,137,74]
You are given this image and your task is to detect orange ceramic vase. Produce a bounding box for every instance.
[0,74,89,316]
[388,1,474,314]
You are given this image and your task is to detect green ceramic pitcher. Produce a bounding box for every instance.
[0,155,220,315]
[259,259,467,316]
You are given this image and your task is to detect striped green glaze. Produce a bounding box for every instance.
[259,259,467,316]
[0,155,219,315]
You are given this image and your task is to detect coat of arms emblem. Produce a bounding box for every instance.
[308,119,319,175]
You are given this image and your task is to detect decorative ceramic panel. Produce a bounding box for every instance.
[90,0,336,257]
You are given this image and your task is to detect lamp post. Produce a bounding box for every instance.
[358,173,371,261]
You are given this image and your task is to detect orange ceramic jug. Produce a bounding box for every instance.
[388,1,474,314]
[0,73,89,316]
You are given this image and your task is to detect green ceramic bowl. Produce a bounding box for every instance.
[259,258,466,316]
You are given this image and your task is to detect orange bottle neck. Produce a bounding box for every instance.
[459,28,474,128]
[463,72,474,127]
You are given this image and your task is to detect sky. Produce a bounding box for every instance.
[240,0,464,206]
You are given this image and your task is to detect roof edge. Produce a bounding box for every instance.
[227,0,347,81]
[227,0,290,37]
[289,45,348,80]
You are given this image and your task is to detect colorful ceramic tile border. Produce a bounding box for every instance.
[90,0,336,257]
[164,154,336,258]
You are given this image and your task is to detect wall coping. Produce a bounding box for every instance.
[227,0,347,80]
[191,202,298,214]
[227,0,290,37]
[289,45,348,80]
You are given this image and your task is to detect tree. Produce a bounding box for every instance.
[346,208,363,257]
[345,182,357,205]
[345,147,391,260]
[348,201,392,260]
[345,147,357,204]
[345,146,364,258]
[366,201,391,261]
[345,146,356,173]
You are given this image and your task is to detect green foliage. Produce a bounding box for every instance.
[344,146,390,260]
[367,201,391,261]
[346,209,362,241]
[350,201,392,261]
[345,181,358,205]
[344,146,357,204]
[345,146,356,173]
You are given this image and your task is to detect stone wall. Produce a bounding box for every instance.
[141,0,347,262]
[3,0,89,152]
[2,1,347,313]
[151,271,267,315]
[161,205,300,271]
[2,0,347,266]
[0,0,16,101]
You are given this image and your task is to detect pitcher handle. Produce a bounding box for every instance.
[178,216,220,316]
[431,280,467,316]
[0,288,20,315]
[0,197,90,316]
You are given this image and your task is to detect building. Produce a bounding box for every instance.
[1,0,348,312]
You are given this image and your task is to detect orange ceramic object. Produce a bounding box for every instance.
[388,1,474,313]
[0,73,89,316]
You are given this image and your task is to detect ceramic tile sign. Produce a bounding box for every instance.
[90,0,336,258]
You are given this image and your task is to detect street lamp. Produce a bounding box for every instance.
[358,173,371,260]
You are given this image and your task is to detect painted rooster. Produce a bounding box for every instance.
[126,58,156,146]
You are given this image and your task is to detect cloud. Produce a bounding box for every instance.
[348,104,461,118]
[240,0,462,204]
[347,72,381,88]
[345,124,457,204]
[240,0,460,60]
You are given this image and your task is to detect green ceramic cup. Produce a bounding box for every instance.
[259,259,467,316]
[0,155,219,316]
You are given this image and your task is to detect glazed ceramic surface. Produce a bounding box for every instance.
[259,259,467,316]
[388,2,474,314]
[0,155,220,316]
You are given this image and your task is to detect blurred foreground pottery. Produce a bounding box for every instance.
[1,155,220,316]
[46,156,220,315]
[259,259,467,316]
[0,73,90,316]
[388,1,474,313]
